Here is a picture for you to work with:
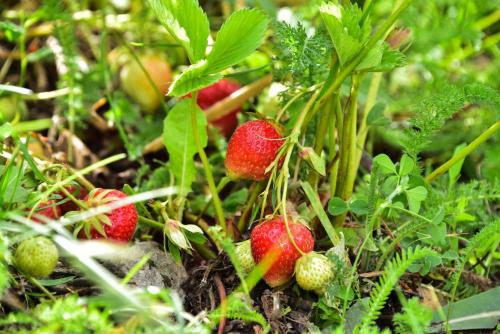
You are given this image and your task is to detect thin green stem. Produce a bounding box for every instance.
[426,121,500,183]
[28,276,56,302]
[353,72,382,171]
[195,176,232,223]
[189,95,227,235]
[238,181,264,232]
[278,91,321,255]
[13,119,52,133]
[329,94,341,197]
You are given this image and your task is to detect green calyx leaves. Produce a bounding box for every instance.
[149,0,269,96]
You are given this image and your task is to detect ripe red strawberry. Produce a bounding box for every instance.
[250,216,314,287]
[77,188,138,242]
[29,200,61,223]
[194,79,242,136]
[225,120,285,181]
[58,184,88,214]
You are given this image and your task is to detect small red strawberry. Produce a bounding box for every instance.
[58,184,88,214]
[225,120,285,181]
[29,200,61,223]
[77,188,138,242]
[250,216,314,287]
[193,79,242,136]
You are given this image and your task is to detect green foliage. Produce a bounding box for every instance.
[402,82,499,157]
[163,99,207,197]
[320,3,370,66]
[274,22,332,88]
[0,296,113,333]
[393,297,433,334]
[357,247,437,332]
[402,84,465,157]
[148,0,209,62]
[449,220,500,301]
[206,9,269,73]
[208,295,270,332]
[158,6,269,96]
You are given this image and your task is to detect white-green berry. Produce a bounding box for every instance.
[295,252,334,294]
[235,240,255,273]
[15,236,59,278]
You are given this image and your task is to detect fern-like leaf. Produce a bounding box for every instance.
[208,295,270,333]
[357,247,437,332]
[393,297,433,334]
[449,220,500,303]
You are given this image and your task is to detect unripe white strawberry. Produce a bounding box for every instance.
[235,240,255,273]
[295,252,334,294]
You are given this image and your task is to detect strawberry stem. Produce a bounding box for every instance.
[189,94,227,236]
[237,181,265,233]
[333,75,361,227]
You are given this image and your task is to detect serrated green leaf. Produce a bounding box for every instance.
[373,154,396,174]
[366,102,389,126]
[163,99,207,196]
[356,44,384,71]
[168,60,222,97]
[399,154,414,176]
[328,197,348,215]
[320,4,362,66]
[206,9,268,74]
[148,0,209,62]
[360,44,407,72]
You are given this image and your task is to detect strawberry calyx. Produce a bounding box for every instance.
[73,188,121,239]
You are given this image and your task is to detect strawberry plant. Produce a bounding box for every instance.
[0,0,499,333]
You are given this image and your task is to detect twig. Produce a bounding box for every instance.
[214,275,227,334]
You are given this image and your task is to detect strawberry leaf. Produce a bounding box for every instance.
[163,99,207,196]
[205,9,268,74]
[148,0,209,63]
[168,61,221,97]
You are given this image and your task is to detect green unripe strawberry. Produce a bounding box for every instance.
[235,240,255,273]
[295,252,334,294]
[15,237,59,278]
